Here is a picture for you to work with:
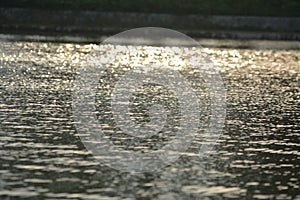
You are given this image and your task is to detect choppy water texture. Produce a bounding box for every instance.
[0,40,299,199]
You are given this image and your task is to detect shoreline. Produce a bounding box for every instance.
[2,33,300,50]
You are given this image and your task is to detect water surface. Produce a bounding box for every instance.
[0,41,299,199]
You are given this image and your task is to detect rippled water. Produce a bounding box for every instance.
[0,41,299,199]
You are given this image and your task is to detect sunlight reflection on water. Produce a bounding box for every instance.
[0,41,299,199]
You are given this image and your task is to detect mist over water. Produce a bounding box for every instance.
[0,41,299,199]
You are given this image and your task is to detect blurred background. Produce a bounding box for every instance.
[1,0,300,44]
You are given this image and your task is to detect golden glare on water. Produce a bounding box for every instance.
[109,45,187,70]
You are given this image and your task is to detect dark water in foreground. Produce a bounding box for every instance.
[0,41,299,199]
